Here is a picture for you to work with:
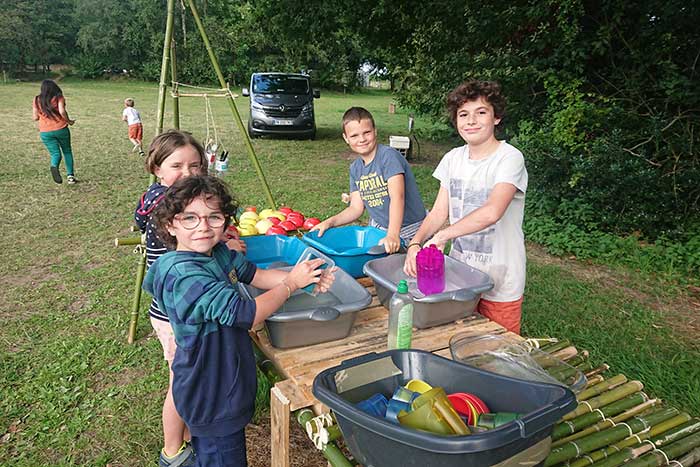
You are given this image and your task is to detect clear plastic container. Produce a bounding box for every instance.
[449,334,587,393]
[295,247,335,296]
[416,245,445,295]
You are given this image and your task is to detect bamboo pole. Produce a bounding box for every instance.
[170,38,179,129]
[156,0,174,135]
[553,399,661,447]
[577,374,628,401]
[171,92,237,97]
[584,375,605,388]
[552,392,649,441]
[540,339,571,353]
[115,237,143,246]
[563,380,644,420]
[570,413,691,467]
[127,0,173,343]
[584,364,610,379]
[297,410,355,467]
[251,345,355,467]
[127,249,148,344]
[649,418,700,447]
[675,446,700,466]
[561,354,588,368]
[185,0,276,210]
[544,407,680,466]
[551,346,579,361]
[585,444,653,467]
[301,410,344,447]
[623,430,700,467]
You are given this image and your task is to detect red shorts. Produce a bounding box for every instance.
[128,123,143,141]
[478,297,523,334]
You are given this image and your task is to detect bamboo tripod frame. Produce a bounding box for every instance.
[126,0,277,343]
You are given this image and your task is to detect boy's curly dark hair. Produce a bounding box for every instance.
[446,80,506,126]
[152,176,239,250]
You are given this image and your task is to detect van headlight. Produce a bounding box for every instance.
[301,103,313,116]
[251,101,264,110]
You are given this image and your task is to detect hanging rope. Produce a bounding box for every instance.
[203,94,219,148]
[179,0,187,45]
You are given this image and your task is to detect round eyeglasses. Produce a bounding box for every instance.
[174,213,226,230]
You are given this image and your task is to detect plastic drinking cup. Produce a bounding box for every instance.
[405,379,433,394]
[356,393,389,418]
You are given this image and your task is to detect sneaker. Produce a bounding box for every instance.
[50,166,62,184]
[139,149,146,157]
[158,444,195,467]
[67,175,77,185]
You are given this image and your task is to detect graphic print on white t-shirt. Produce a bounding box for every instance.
[448,180,494,256]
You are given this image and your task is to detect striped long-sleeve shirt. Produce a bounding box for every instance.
[135,182,168,321]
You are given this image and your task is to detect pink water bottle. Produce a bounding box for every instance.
[416,244,445,295]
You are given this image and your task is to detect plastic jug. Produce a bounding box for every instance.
[416,245,445,295]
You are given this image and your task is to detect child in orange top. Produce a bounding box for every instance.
[32,80,77,184]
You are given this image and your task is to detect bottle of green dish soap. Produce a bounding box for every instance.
[388,280,413,349]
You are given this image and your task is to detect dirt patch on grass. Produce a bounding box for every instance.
[247,414,329,467]
[0,265,59,288]
[526,242,700,349]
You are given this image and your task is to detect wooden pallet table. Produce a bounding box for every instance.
[251,277,515,467]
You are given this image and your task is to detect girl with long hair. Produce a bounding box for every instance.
[32,79,77,184]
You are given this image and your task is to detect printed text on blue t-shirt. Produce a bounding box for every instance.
[355,172,389,208]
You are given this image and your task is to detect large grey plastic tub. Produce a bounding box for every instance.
[363,253,494,329]
[238,266,372,348]
[313,350,576,467]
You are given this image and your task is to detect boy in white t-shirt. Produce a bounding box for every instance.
[403,80,528,334]
[122,97,145,156]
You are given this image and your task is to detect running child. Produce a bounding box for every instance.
[32,79,78,184]
[122,97,145,156]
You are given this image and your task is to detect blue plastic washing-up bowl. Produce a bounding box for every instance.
[244,235,308,269]
[302,226,388,278]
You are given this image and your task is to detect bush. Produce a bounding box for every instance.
[71,55,105,80]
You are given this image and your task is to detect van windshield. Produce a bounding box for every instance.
[253,75,309,95]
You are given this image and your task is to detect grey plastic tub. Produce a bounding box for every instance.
[363,253,494,329]
[238,266,371,348]
[313,350,576,467]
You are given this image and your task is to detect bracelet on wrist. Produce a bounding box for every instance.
[281,280,292,299]
[407,242,422,250]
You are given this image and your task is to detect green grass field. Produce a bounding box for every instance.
[0,79,697,466]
